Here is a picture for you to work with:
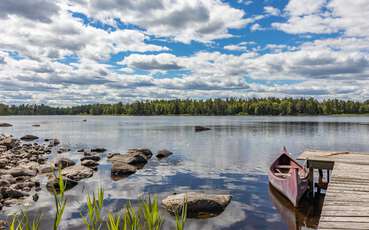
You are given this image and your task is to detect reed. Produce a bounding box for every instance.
[52,166,67,230]
[80,187,104,230]
[6,173,188,230]
[175,197,188,230]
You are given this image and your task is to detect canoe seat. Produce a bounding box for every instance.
[276,165,292,169]
[274,172,291,177]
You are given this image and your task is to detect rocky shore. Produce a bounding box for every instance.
[0,132,230,220]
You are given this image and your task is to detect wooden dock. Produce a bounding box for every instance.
[297,150,369,230]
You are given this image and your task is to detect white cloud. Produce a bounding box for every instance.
[264,6,281,16]
[70,0,249,43]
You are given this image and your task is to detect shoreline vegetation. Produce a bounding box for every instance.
[1,98,369,116]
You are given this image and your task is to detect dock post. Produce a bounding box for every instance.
[307,160,314,197]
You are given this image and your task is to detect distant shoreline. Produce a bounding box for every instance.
[1,98,369,116]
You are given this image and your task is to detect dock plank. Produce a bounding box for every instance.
[295,150,369,229]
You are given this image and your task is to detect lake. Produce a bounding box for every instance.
[1,115,369,229]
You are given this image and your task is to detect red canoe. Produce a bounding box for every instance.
[268,148,309,207]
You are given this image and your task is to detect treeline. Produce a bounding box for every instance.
[1,98,369,116]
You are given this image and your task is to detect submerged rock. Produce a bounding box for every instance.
[32,124,40,127]
[194,126,211,132]
[156,149,173,159]
[20,135,39,141]
[162,192,231,218]
[0,123,12,127]
[0,187,29,199]
[62,165,93,181]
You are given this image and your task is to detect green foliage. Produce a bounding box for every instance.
[2,98,369,116]
[9,211,41,230]
[81,188,105,230]
[140,195,163,230]
[175,198,188,230]
[52,166,67,230]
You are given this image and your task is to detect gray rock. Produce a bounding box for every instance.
[20,135,39,141]
[62,165,93,181]
[39,165,53,173]
[0,179,10,187]
[111,162,137,176]
[81,159,99,169]
[194,126,211,132]
[128,148,153,160]
[8,168,37,177]
[109,153,147,165]
[107,153,120,159]
[156,149,173,159]
[54,158,75,169]
[32,124,40,127]
[162,192,232,218]
[81,155,101,161]
[0,187,29,199]
[91,148,106,153]
[0,123,12,127]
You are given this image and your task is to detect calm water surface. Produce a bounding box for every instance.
[1,116,369,230]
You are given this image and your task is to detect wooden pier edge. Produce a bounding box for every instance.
[297,150,369,230]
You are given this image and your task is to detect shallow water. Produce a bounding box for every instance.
[1,115,369,229]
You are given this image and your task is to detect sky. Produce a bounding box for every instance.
[0,0,369,106]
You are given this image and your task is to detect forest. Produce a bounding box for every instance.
[1,98,369,116]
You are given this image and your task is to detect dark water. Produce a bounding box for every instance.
[1,115,369,229]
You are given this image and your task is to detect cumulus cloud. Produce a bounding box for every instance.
[70,0,249,43]
[0,0,60,23]
[120,53,183,70]
[1,0,369,105]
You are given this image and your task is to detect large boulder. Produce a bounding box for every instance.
[156,149,173,159]
[54,158,75,169]
[0,123,12,127]
[111,162,137,176]
[0,136,17,149]
[62,165,93,181]
[109,153,147,165]
[162,192,232,218]
[20,135,39,141]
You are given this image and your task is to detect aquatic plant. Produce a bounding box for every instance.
[175,197,188,230]
[141,195,163,230]
[9,211,41,230]
[6,172,188,230]
[81,187,104,230]
[52,166,67,230]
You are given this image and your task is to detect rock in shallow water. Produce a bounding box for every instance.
[54,158,76,169]
[111,162,137,176]
[156,149,173,159]
[194,126,211,132]
[20,135,39,141]
[46,177,78,192]
[109,153,147,165]
[162,192,231,218]
[62,165,94,181]
[0,123,12,127]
